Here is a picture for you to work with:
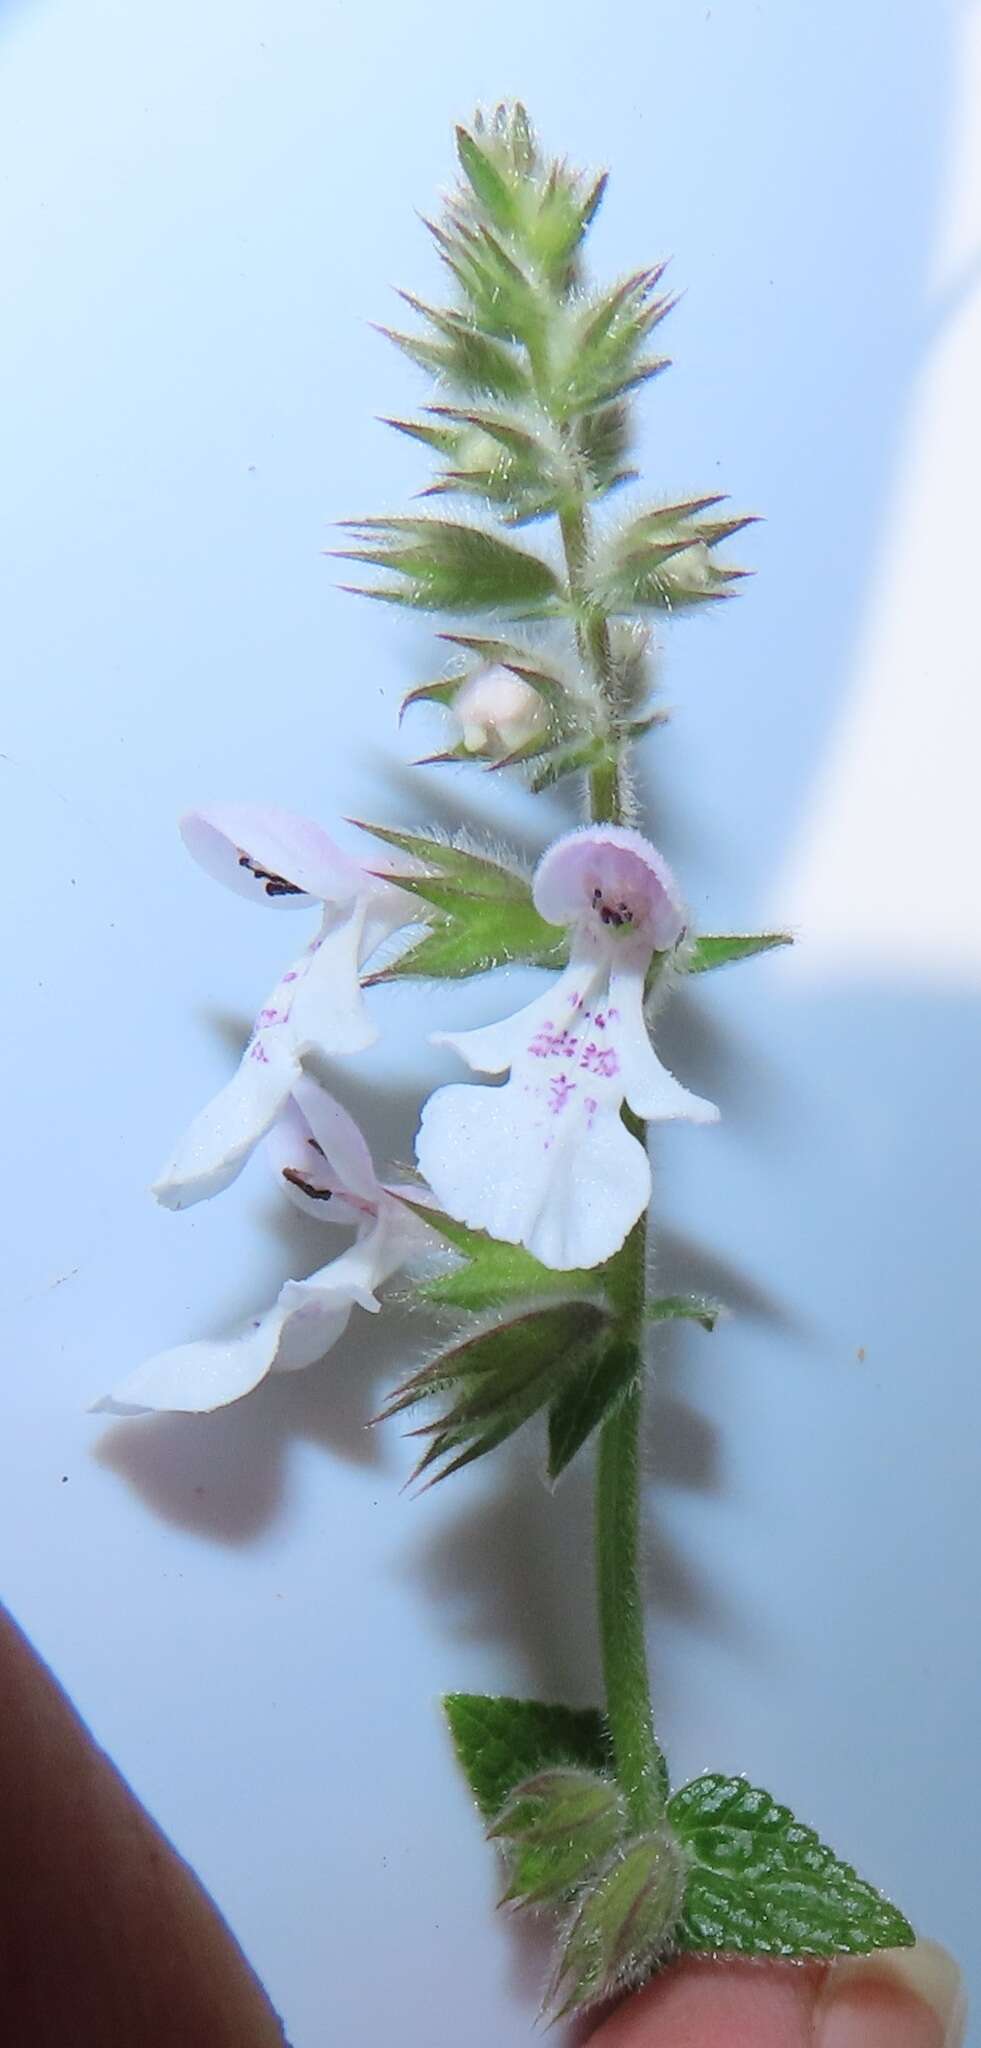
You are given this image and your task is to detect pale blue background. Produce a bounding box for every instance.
[1,1,978,2041]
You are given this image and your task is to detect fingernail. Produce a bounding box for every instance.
[814,1940,966,2048]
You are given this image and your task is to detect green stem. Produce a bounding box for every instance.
[554,482,663,1831]
[558,502,624,827]
[596,1210,663,1832]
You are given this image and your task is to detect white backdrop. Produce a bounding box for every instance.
[1,1,978,2041]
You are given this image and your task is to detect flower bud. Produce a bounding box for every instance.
[454,665,550,757]
[547,1825,689,2018]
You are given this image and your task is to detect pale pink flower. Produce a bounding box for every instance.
[416,825,717,1270]
[153,804,413,1211]
[99,1078,430,1414]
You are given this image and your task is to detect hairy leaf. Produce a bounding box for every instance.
[669,1775,915,1959]
[547,1336,641,1481]
[686,932,792,973]
[555,269,677,417]
[645,1293,722,1331]
[416,1207,600,1311]
[380,306,530,401]
[444,1693,610,1820]
[597,500,757,614]
[336,517,562,616]
[382,1300,611,1486]
[366,901,565,982]
[456,125,519,232]
[352,822,530,898]
[354,830,566,981]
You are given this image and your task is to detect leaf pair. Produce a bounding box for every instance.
[555,265,677,419]
[355,823,566,983]
[445,1693,915,2017]
[384,1198,720,1485]
[455,110,608,296]
[597,495,758,614]
[356,821,792,986]
[407,401,572,527]
[378,1300,611,1489]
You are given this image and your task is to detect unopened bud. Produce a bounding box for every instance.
[454,666,549,757]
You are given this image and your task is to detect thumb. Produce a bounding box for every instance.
[587,1946,966,2048]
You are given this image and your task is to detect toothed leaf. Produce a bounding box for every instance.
[669,1774,916,1959]
[444,1693,611,1821]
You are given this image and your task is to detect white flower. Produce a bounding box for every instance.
[415,824,718,1271]
[153,804,413,1211]
[97,1078,430,1414]
[454,665,549,756]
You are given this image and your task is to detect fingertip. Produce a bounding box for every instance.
[586,1945,965,2048]
[586,1956,823,2047]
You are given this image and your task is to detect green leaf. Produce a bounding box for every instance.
[427,403,544,461]
[432,215,544,346]
[490,1767,625,1907]
[456,125,519,231]
[336,517,562,616]
[578,400,635,493]
[399,675,462,717]
[418,404,568,524]
[444,1693,610,1821]
[353,829,568,981]
[686,932,792,973]
[530,166,609,289]
[645,1293,722,1332]
[669,1775,916,1959]
[599,538,736,615]
[379,308,530,401]
[547,1335,641,1481]
[554,268,677,419]
[417,1207,600,1312]
[597,500,757,615]
[527,732,613,794]
[381,1300,611,1486]
[379,414,459,456]
[368,902,565,982]
[547,1830,688,2018]
[351,822,529,898]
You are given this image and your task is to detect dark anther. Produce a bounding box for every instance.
[237,851,303,898]
[282,1167,333,1202]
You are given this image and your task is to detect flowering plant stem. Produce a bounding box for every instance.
[596,1231,664,1832]
[120,101,919,2017]
[558,479,663,1829]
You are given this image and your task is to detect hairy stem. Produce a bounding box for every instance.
[597,1208,663,1831]
[558,500,624,826]
[556,483,663,1830]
